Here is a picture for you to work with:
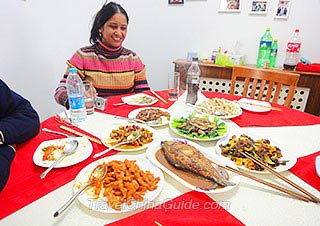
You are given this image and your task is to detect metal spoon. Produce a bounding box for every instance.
[93,130,141,158]
[40,140,79,179]
[53,163,107,217]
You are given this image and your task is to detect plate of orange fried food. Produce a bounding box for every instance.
[33,137,92,168]
[73,155,164,213]
[100,124,156,152]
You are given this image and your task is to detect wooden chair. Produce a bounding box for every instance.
[230,66,300,107]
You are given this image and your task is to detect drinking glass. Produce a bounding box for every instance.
[83,81,95,115]
[168,72,180,101]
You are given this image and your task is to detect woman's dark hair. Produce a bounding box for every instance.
[90,1,129,45]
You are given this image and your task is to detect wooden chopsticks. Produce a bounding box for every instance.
[206,156,312,202]
[222,165,311,202]
[241,152,320,203]
[60,125,102,145]
[236,101,282,111]
[150,90,168,104]
[66,61,86,78]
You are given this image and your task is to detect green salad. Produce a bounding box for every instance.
[171,114,227,139]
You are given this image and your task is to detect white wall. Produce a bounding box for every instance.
[1,0,319,121]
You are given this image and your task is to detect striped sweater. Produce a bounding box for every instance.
[54,40,150,107]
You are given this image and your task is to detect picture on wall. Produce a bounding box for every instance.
[168,0,184,4]
[275,0,291,19]
[219,0,241,12]
[249,1,268,15]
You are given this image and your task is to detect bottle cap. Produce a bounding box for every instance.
[192,57,199,61]
[274,38,278,41]
[266,27,270,31]
[295,29,300,32]
[68,68,77,73]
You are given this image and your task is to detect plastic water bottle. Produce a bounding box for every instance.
[269,38,278,68]
[186,58,200,105]
[283,29,302,70]
[256,28,273,68]
[66,68,86,122]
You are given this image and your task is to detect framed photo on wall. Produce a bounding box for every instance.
[168,0,184,4]
[249,0,269,15]
[275,0,291,19]
[219,0,241,13]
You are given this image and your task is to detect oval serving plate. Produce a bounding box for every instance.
[146,138,240,194]
[128,107,170,127]
[169,113,228,141]
[33,137,92,168]
[195,98,242,119]
[100,123,156,152]
[74,155,164,213]
[216,131,297,174]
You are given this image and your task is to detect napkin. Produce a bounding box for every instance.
[289,151,320,191]
[107,191,244,226]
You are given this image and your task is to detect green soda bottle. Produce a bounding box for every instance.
[269,38,278,68]
[256,28,273,68]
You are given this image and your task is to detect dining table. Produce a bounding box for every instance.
[0,90,319,226]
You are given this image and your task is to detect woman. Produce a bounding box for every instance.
[55,2,150,108]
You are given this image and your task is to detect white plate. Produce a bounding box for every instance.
[215,132,297,174]
[128,107,170,127]
[33,137,92,168]
[100,123,156,152]
[146,138,240,194]
[121,93,158,106]
[73,155,164,213]
[237,98,271,112]
[195,98,242,119]
[169,113,228,141]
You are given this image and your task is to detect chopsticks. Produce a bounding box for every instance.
[60,125,102,145]
[205,155,312,202]
[222,165,311,202]
[66,61,86,78]
[150,90,168,104]
[236,101,282,111]
[241,152,320,203]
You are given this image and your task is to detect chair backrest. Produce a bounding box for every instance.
[230,66,300,107]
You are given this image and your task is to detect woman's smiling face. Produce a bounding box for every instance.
[99,13,128,49]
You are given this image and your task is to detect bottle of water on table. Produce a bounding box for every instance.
[66,68,86,123]
[186,57,200,105]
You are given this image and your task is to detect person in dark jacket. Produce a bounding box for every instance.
[0,79,40,191]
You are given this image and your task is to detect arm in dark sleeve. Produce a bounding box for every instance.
[0,80,40,145]
[0,145,15,191]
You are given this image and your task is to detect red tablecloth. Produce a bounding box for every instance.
[0,90,319,220]
[0,117,114,219]
[107,191,244,226]
[0,90,174,220]
[289,151,320,191]
[203,92,320,127]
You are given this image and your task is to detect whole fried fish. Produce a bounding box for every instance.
[161,140,233,187]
